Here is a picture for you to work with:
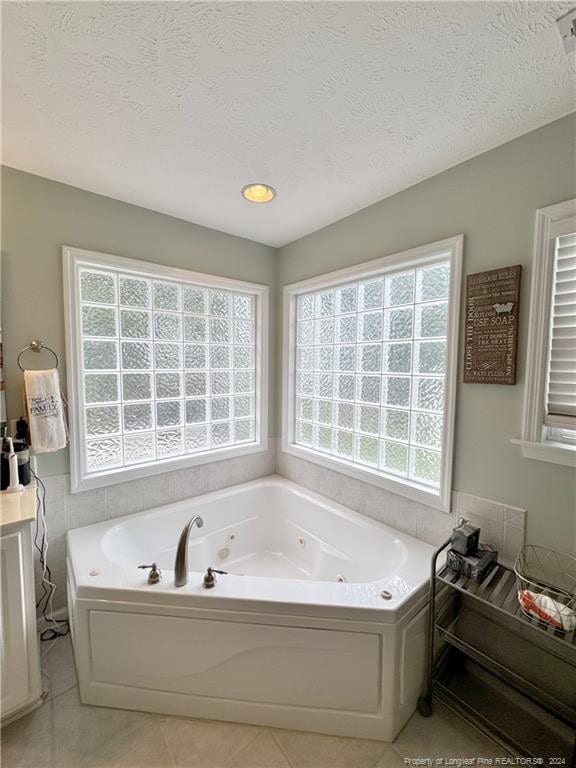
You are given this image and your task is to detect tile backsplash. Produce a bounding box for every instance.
[276,447,526,568]
[34,440,525,615]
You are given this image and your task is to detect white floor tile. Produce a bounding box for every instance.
[226,732,291,768]
[393,701,506,759]
[273,728,387,768]
[1,696,57,768]
[374,747,407,767]
[54,688,172,768]
[159,716,260,768]
[41,634,77,700]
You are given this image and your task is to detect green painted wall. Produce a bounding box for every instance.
[2,114,575,554]
[277,113,576,555]
[1,167,276,476]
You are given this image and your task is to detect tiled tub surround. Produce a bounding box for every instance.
[34,439,524,614]
[34,446,275,611]
[276,449,526,566]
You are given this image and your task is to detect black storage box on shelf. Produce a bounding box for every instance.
[450,520,480,555]
[446,545,497,583]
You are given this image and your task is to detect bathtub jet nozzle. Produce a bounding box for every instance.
[174,515,204,588]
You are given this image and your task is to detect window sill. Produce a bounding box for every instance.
[281,442,449,512]
[510,438,576,468]
[71,439,269,493]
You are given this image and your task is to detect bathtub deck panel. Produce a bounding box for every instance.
[89,610,381,713]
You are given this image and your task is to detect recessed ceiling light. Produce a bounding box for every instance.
[241,183,276,203]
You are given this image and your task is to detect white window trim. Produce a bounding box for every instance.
[281,235,463,513]
[63,246,269,493]
[511,199,576,469]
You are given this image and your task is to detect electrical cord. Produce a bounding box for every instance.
[30,467,70,641]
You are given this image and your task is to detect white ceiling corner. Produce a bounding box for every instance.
[2,1,575,247]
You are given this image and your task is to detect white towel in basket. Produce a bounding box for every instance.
[518,589,576,632]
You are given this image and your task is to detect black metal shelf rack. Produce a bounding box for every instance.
[417,538,576,763]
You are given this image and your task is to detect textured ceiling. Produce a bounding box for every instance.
[2,2,575,247]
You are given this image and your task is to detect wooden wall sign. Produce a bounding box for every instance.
[463,265,522,385]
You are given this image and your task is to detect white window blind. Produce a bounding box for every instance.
[545,232,576,429]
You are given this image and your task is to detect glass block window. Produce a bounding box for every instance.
[66,248,266,489]
[286,239,461,509]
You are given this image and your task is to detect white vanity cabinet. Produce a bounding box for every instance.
[0,489,42,723]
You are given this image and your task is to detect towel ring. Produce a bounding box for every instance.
[17,340,59,371]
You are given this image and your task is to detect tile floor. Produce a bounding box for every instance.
[2,635,508,768]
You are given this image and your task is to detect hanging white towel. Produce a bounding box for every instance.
[24,369,67,453]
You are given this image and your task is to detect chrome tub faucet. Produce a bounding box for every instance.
[174,515,204,587]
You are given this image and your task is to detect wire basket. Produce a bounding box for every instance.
[514,545,576,633]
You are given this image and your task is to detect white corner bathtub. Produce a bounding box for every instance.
[67,476,434,741]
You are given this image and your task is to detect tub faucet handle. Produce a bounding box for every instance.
[203,566,228,589]
[138,563,162,585]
